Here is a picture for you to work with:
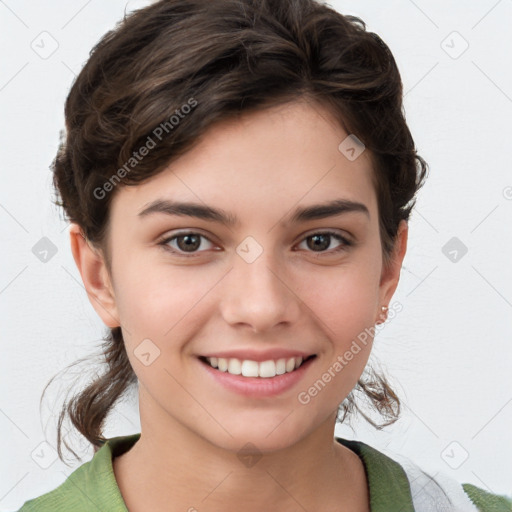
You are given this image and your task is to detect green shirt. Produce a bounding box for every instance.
[17,433,512,511]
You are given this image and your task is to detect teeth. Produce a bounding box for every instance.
[205,356,308,378]
[275,358,286,375]
[258,360,275,378]
[241,360,259,377]
[228,358,242,375]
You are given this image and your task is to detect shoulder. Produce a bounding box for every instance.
[16,434,140,512]
[381,447,512,512]
[336,436,512,512]
[462,483,512,512]
[16,461,103,512]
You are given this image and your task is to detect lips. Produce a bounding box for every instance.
[198,353,317,397]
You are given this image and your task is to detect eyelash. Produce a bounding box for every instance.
[157,230,353,257]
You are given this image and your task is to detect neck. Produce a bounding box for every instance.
[113,395,369,512]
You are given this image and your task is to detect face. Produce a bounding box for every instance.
[72,99,407,454]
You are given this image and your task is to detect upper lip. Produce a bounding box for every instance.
[199,349,316,362]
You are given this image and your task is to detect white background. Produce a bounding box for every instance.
[1,0,511,510]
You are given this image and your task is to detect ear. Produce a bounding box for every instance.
[376,220,408,324]
[69,223,120,328]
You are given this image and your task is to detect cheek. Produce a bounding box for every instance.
[303,263,380,335]
[114,264,205,404]
[296,279,376,417]
[298,262,379,387]
[114,258,215,335]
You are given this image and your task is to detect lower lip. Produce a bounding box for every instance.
[199,357,316,398]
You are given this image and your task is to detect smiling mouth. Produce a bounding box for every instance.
[198,354,317,378]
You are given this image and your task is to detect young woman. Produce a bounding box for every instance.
[17,0,512,510]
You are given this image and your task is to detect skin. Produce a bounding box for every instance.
[69,98,407,511]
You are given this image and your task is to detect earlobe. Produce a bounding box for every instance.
[376,220,408,323]
[69,223,120,328]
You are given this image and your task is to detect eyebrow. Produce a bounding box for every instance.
[137,198,370,226]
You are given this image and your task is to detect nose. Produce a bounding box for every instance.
[219,250,301,333]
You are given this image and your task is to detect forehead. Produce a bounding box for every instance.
[110,99,377,225]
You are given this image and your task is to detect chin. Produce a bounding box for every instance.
[198,412,317,455]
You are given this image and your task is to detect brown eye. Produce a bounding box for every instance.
[159,232,214,255]
[176,234,202,252]
[298,231,352,254]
